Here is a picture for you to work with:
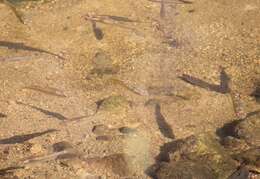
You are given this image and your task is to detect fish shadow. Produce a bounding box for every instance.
[179,67,230,94]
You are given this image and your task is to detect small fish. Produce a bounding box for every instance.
[178,0,193,4]
[155,104,175,139]
[0,113,7,118]
[160,0,166,18]
[91,21,104,40]
[1,0,24,24]
[16,101,67,120]
[179,68,230,94]
[0,55,35,62]
[0,129,57,144]
[118,127,137,134]
[96,135,113,141]
[148,0,193,4]
[219,67,231,93]
[0,41,65,60]
[84,14,137,31]
[108,78,149,96]
[16,101,88,122]
[23,85,66,98]
[23,150,76,164]
[102,15,137,23]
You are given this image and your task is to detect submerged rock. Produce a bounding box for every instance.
[234,113,260,146]
[232,147,260,173]
[154,133,237,179]
[222,136,250,154]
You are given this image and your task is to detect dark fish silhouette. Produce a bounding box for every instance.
[101,15,137,23]
[0,0,24,24]
[179,68,230,94]
[148,0,193,4]
[155,104,175,139]
[0,113,7,118]
[16,101,67,120]
[0,41,64,59]
[160,0,166,18]
[0,129,57,144]
[91,21,104,40]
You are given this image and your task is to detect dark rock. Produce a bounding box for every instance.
[234,113,260,146]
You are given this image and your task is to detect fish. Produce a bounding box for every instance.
[0,129,57,144]
[0,113,7,118]
[148,0,193,4]
[219,67,231,93]
[16,101,68,120]
[101,15,138,23]
[84,14,137,31]
[155,104,175,139]
[160,0,166,18]
[22,85,66,98]
[91,21,104,40]
[1,0,24,24]
[0,41,65,60]
[147,86,189,100]
[107,78,149,96]
[16,101,88,122]
[0,55,35,62]
[178,0,193,4]
[179,68,230,94]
